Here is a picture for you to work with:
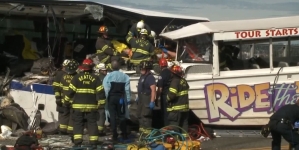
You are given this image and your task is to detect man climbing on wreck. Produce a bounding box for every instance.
[93,26,121,71]
[127,20,152,38]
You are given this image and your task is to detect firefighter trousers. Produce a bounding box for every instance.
[137,93,152,133]
[58,107,73,134]
[97,108,105,133]
[108,95,127,139]
[167,111,189,137]
[72,110,98,145]
[161,94,168,127]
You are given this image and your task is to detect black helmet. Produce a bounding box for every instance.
[140,61,153,69]
[65,59,79,74]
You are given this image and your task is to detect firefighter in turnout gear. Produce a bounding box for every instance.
[52,59,70,134]
[126,28,155,67]
[156,58,172,127]
[60,59,79,135]
[94,63,108,136]
[94,26,120,71]
[137,61,156,134]
[128,20,152,38]
[64,59,103,147]
[167,65,189,137]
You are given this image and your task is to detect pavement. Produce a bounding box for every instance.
[0,135,290,150]
[200,137,289,150]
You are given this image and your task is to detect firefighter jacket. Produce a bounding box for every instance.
[64,71,104,112]
[126,35,155,65]
[95,37,120,65]
[128,23,152,38]
[52,70,64,100]
[167,76,189,112]
[60,73,76,104]
[94,73,106,109]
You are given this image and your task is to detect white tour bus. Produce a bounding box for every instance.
[160,15,299,126]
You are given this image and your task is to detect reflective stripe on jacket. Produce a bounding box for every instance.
[167,77,189,112]
[64,71,104,112]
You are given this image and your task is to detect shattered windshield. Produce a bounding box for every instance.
[177,34,212,63]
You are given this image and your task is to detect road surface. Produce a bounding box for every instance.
[201,137,289,150]
[0,136,290,149]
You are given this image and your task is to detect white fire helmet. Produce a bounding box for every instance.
[96,63,106,70]
[137,20,145,29]
[140,29,148,35]
[151,31,156,38]
[62,59,71,67]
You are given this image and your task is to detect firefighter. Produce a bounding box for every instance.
[60,59,79,135]
[128,20,151,38]
[156,58,172,127]
[94,63,108,136]
[166,65,189,137]
[126,29,155,68]
[64,59,103,147]
[52,59,70,134]
[137,61,156,134]
[94,25,120,71]
[268,102,299,149]
[103,60,131,141]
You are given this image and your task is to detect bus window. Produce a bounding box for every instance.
[177,33,212,63]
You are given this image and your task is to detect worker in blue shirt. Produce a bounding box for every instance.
[102,60,131,142]
[137,60,156,134]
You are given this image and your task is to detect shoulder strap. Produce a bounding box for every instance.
[142,73,151,90]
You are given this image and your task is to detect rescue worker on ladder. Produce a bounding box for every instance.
[94,63,108,136]
[103,60,131,142]
[128,20,151,38]
[64,59,103,147]
[137,61,156,134]
[60,59,79,137]
[156,58,172,127]
[166,65,189,137]
[52,59,70,135]
[268,101,299,150]
[126,29,155,70]
[95,25,120,71]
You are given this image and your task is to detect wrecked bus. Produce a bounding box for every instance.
[0,0,209,123]
[160,15,299,126]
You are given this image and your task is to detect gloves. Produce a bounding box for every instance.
[159,44,164,48]
[119,98,124,105]
[162,48,168,53]
[149,102,155,110]
[56,99,62,107]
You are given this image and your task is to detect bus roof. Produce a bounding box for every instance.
[15,0,209,21]
[160,15,299,40]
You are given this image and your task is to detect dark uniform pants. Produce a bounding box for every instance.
[161,94,168,127]
[270,120,299,150]
[108,95,127,139]
[73,110,98,145]
[58,107,73,134]
[167,111,188,137]
[137,93,152,133]
[97,109,105,133]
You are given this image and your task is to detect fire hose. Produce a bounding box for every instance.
[188,123,213,140]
